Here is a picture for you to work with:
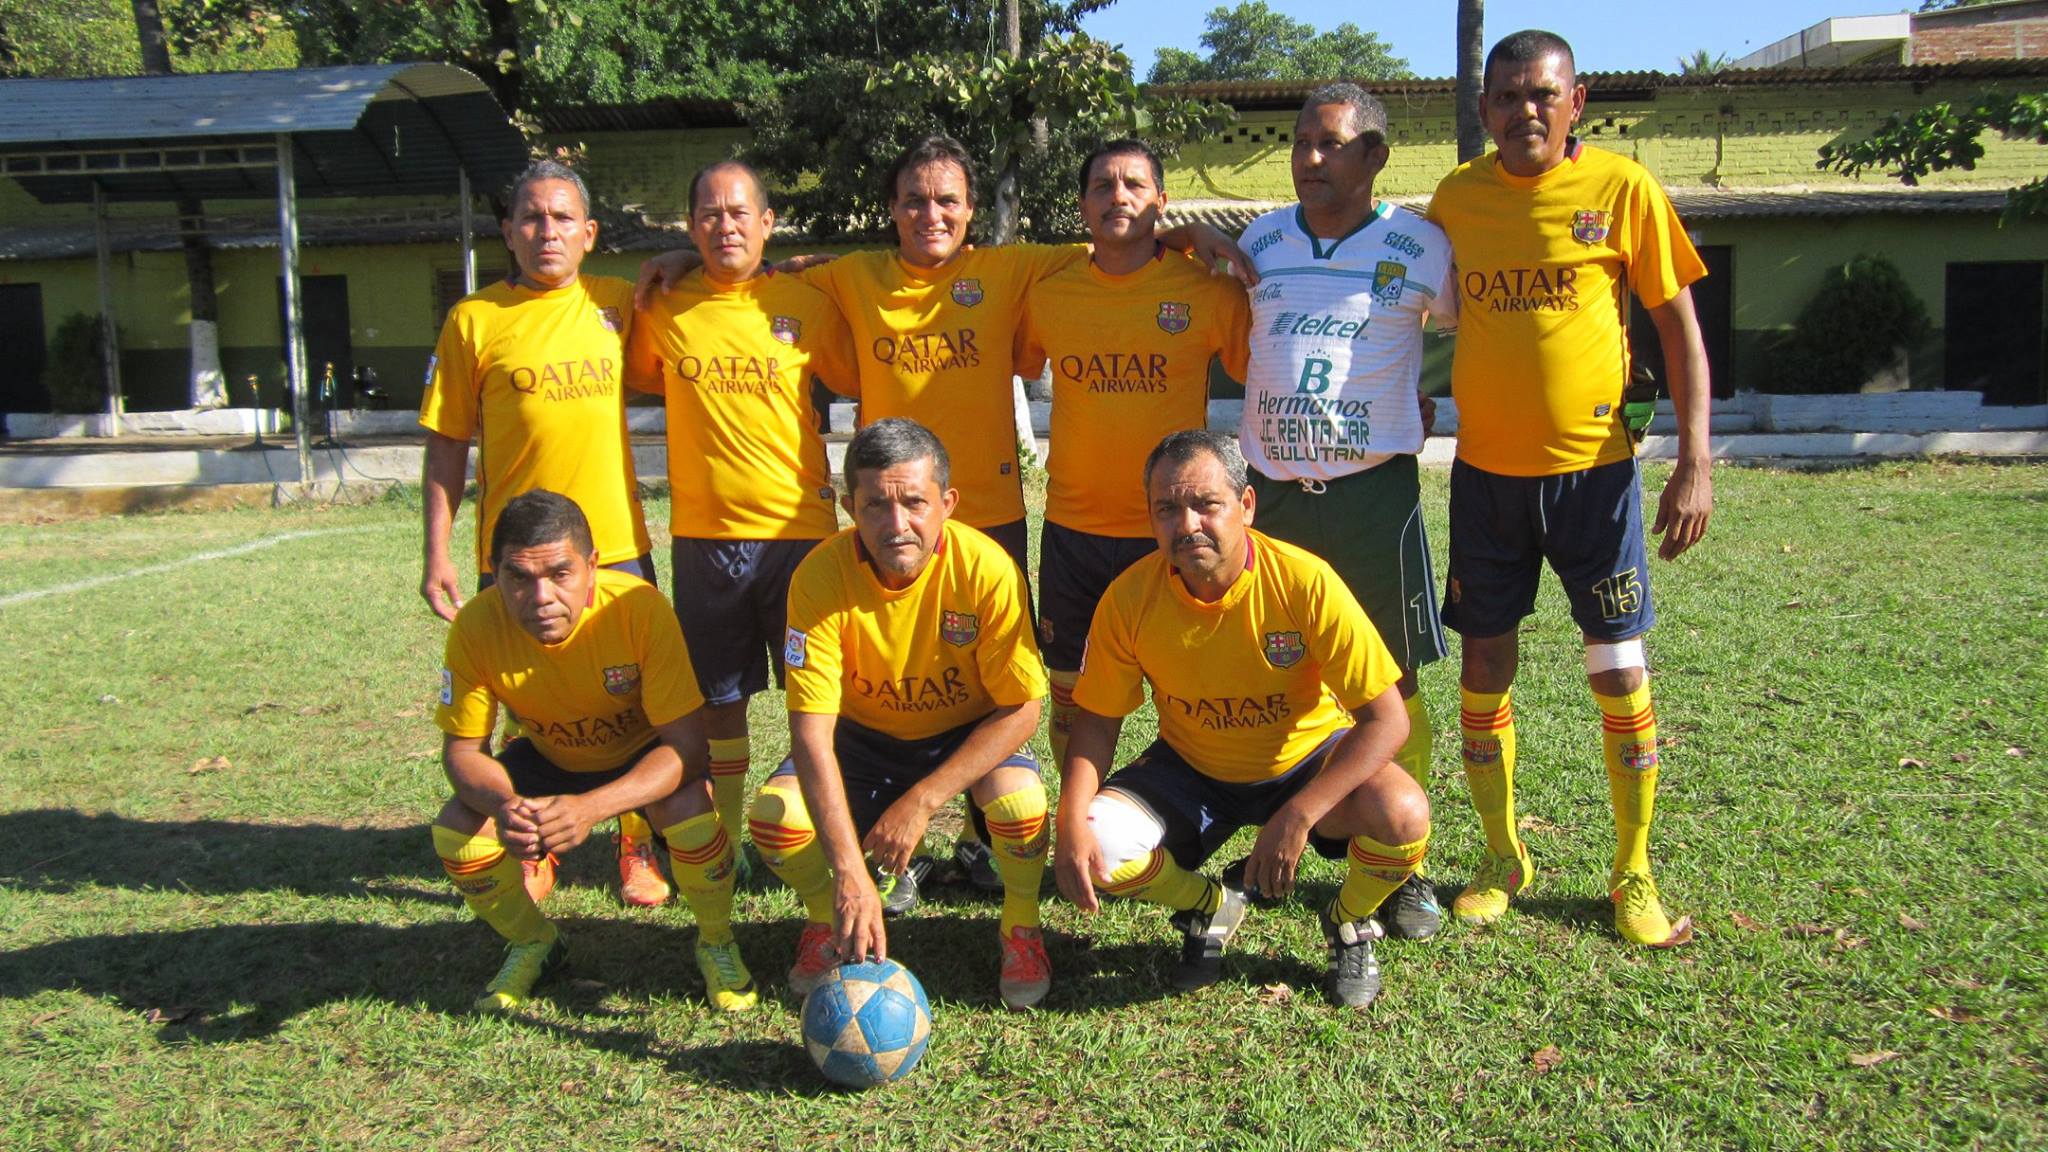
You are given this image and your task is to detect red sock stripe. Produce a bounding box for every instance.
[1460,706,1513,730]
[441,851,503,876]
[1602,707,1656,733]
[1049,683,1075,706]
[985,815,1045,841]
[709,759,750,778]
[748,821,813,850]
[1349,842,1425,868]
[1100,849,1163,894]
[670,830,731,866]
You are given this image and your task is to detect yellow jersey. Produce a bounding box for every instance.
[1017,250,1251,537]
[802,244,1085,528]
[627,269,857,539]
[437,569,706,774]
[420,275,653,573]
[783,519,1048,741]
[1428,142,1706,476]
[1074,529,1400,784]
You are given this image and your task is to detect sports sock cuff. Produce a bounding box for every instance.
[1460,687,1513,732]
[1594,685,1656,732]
[1048,668,1079,704]
[660,811,726,854]
[747,785,815,851]
[708,735,751,776]
[432,823,502,866]
[1351,831,1430,870]
[981,785,1048,831]
[1102,848,1165,894]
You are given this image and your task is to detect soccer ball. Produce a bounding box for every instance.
[800,959,932,1088]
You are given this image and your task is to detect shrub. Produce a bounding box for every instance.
[1766,255,1931,394]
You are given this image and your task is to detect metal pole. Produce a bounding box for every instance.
[276,132,311,487]
[92,182,123,438]
[459,166,477,294]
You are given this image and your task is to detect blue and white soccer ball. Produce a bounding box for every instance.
[800,959,932,1088]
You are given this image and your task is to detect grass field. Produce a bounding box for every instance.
[1,460,2043,1150]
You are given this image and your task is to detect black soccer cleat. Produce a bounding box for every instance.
[1167,884,1247,992]
[1377,872,1443,941]
[1321,905,1385,1009]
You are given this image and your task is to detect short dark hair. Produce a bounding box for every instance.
[1484,29,1576,90]
[507,159,591,218]
[1300,83,1388,144]
[490,489,595,568]
[1143,429,1248,497]
[688,159,771,216]
[845,417,951,493]
[885,135,978,209]
[1078,138,1165,198]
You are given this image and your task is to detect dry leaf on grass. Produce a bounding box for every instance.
[2006,747,2027,758]
[243,701,284,715]
[392,707,423,719]
[1947,974,1987,991]
[1788,923,1834,938]
[1530,1045,1564,1074]
[1258,983,1294,1006]
[28,1010,67,1027]
[1898,757,1926,770]
[1516,815,1558,833]
[1831,931,1867,952]
[143,1007,193,1025]
[188,755,231,774]
[1730,910,1766,932]
[1897,913,1927,932]
[1848,1050,1901,1068]
[1926,1005,1982,1024]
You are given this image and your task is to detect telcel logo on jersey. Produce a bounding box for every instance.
[872,330,981,373]
[1463,266,1581,314]
[1268,311,1371,341]
[509,356,618,400]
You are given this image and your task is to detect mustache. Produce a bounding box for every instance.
[1173,533,1216,551]
[881,533,920,548]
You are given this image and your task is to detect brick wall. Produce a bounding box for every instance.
[1912,19,2048,63]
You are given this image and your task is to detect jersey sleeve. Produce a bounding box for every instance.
[1211,273,1252,383]
[1621,172,1707,309]
[632,585,705,726]
[804,290,862,399]
[1426,255,1460,331]
[973,557,1050,706]
[1301,559,1401,711]
[1018,242,1089,287]
[1071,581,1149,719]
[1013,284,1050,381]
[622,297,668,396]
[418,308,480,439]
[434,616,498,739]
[781,559,847,715]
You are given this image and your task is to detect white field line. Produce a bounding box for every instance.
[0,526,386,609]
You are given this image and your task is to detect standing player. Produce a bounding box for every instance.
[746,420,1054,1009]
[431,490,755,1013]
[1235,84,1459,940]
[624,160,858,885]
[1427,30,1712,946]
[418,159,670,909]
[1054,430,1428,1008]
[1015,139,1250,767]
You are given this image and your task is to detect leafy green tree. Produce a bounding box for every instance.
[1146,2,1409,84]
[1677,49,1730,76]
[1818,91,2048,221]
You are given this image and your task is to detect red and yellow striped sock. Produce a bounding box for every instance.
[433,823,553,945]
[1334,831,1430,923]
[981,785,1049,935]
[662,812,737,946]
[1460,688,1522,860]
[1596,683,1659,878]
[708,735,751,850]
[747,780,834,923]
[1048,669,1080,767]
[1102,848,1218,915]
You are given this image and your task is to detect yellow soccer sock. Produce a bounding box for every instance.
[1596,682,1660,878]
[708,736,752,849]
[662,812,738,946]
[1334,831,1430,923]
[980,785,1049,935]
[433,824,554,946]
[747,782,835,922]
[1102,848,1219,915]
[1393,692,1435,791]
[1048,669,1080,767]
[1460,687,1523,860]
[618,808,655,845]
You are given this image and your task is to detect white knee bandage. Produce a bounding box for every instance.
[1088,792,1165,873]
[1584,637,1647,676]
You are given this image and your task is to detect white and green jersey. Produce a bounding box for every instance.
[1239,201,1457,481]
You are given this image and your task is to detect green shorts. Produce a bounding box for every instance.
[1250,454,1447,675]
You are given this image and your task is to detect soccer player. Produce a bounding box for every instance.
[430,490,756,1013]
[418,160,671,909]
[1054,430,1428,1009]
[1234,83,1459,941]
[747,419,1054,1009]
[624,160,858,885]
[1015,138,1251,768]
[1426,30,1712,947]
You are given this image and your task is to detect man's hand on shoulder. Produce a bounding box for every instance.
[1653,457,1712,560]
[633,249,698,311]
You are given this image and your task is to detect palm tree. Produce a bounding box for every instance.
[1677,48,1731,76]
[1455,0,1485,162]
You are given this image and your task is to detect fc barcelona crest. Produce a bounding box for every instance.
[1572,209,1612,245]
[1620,741,1659,771]
[770,315,801,344]
[951,278,984,307]
[1263,631,1305,668]
[1371,261,1407,306]
[1157,301,1191,334]
[941,610,980,646]
[597,306,625,333]
[602,664,640,696]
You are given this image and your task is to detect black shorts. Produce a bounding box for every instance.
[498,736,653,797]
[671,537,822,706]
[1036,521,1156,671]
[769,716,1040,842]
[1103,732,1350,873]
[477,552,656,593]
[980,518,1032,575]
[1441,456,1656,641]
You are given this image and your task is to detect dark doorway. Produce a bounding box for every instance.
[1628,245,1733,399]
[1945,262,2045,406]
[277,274,352,411]
[0,283,49,415]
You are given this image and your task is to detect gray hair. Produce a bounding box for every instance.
[507,159,592,217]
[1143,429,1248,497]
[1301,82,1388,143]
[845,417,952,493]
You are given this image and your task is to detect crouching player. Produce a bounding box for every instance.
[748,419,1054,1009]
[1054,430,1429,1008]
[430,490,756,1013]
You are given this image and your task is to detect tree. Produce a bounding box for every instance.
[1818,91,2048,221]
[1677,49,1730,76]
[1146,2,1409,84]
[1920,1,1999,10]
[1455,0,1484,162]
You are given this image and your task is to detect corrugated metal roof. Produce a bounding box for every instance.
[0,63,528,204]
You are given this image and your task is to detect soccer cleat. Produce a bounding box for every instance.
[616,832,672,907]
[954,837,1004,894]
[1218,857,1285,909]
[1379,872,1443,941]
[788,921,839,996]
[694,937,760,1012]
[1167,885,1247,992]
[1452,843,1534,925]
[522,852,559,905]
[473,931,566,1014]
[998,926,1052,1010]
[875,860,924,918]
[1610,869,1695,948]
[1321,905,1385,1009]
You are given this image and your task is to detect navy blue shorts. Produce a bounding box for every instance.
[771,716,1039,842]
[1102,733,1350,873]
[477,552,656,592]
[671,537,822,706]
[982,518,1031,574]
[1036,521,1155,671]
[498,736,653,797]
[1442,456,1656,641]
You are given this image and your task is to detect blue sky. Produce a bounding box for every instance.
[1081,1,1908,79]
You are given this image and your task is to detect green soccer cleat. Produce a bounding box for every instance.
[1168,884,1247,992]
[1321,904,1386,1009]
[694,937,760,1012]
[473,931,567,1014]
[1610,869,1695,948]
[1452,843,1535,925]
